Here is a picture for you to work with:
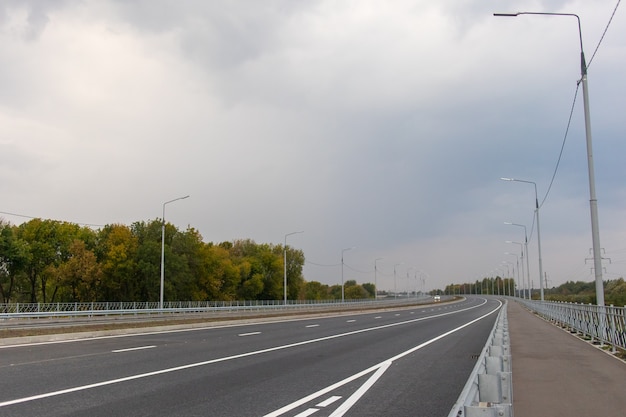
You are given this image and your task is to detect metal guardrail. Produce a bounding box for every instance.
[0,296,430,319]
[518,299,626,352]
[448,301,512,417]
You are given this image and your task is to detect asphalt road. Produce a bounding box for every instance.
[0,297,501,417]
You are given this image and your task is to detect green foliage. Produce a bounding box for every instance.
[0,218,377,303]
[0,218,311,303]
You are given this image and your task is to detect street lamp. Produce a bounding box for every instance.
[505,252,520,298]
[393,263,403,299]
[160,195,190,309]
[494,11,604,306]
[341,247,355,303]
[406,267,415,297]
[505,222,531,299]
[284,231,304,305]
[506,240,527,299]
[374,258,384,299]
[502,261,513,296]
[501,177,544,301]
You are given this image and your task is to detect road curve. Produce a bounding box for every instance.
[0,297,500,417]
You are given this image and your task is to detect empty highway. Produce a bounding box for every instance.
[0,297,501,416]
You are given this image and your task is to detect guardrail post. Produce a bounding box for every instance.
[460,304,513,417]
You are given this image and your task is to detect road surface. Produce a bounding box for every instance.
[0,297,500,416]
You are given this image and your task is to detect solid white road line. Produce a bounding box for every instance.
[328,361,392,417]
[238,332,262,337]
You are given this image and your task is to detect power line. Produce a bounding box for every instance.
[538,1,621,208]
[0,210,105,228]
[587,0,622,70]
[539,84,580,209]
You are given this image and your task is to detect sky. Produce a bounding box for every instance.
[1,0,625,294]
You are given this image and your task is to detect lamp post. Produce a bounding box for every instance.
[502,261,513,296]
[284,231,304,305]
[341,247,355,303]
[160,195,190,310]
[505,222,531,299]
[406,267,415,297]
[506,240,527,299]
[374,258,384,299]
[501,178,544,301]
[393,263,403,299]
[494,11,604,305]
[505,252,520,298]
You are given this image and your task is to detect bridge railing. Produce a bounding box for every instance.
[0,295,430,319]
[518,299,626,352]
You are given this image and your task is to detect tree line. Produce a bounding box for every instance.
[0,218,375,304]
[439,276,626,306]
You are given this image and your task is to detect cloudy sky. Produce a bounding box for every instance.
[1,0,624,294]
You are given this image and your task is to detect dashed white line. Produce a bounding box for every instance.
[294,409,318,417]
[306,324,320,328]
[317,396,342,407]
[112,345,156,353]
[238,332,261,337]
[293,395,343,416]
[346,320,356,323]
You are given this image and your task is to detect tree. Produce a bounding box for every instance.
[285,246,305,300]
[98,223,139,301]
[362,283,375,298]
[17,219,83,303]
[0,220,30,303]
[302,281,328,300]
[51,240,102,302]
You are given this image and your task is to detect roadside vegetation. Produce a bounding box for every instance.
[439,276,626,306]
[0,218,374,304]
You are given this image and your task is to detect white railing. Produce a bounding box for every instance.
[0,295,430,319]
[519,299,626,352]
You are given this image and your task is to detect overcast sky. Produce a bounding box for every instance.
[1,0,624,294]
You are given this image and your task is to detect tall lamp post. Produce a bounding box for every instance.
[506,241,527,299]
[393,263,403,299]
[341,247,355,303]
[494,11,604,306]
[160,195,190,309]
[505,222,531,299]
[374,258,384,299]
[284,231,304,305]
[406,267,415,297]
[501,177,544,301]
[505,252,520,298]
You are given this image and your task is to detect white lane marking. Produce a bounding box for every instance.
[329,361,392,417]
[317,396,342,407]
[238,332,261,337]
[305,324,319,328]
[394,314,400,316]
[294,408,318,417]
[294,396,343,417]
[112,345,156,353]
[346,320,356,323]
[0,299,495,408]
[263,300,502,417]
[374,316,381,319]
